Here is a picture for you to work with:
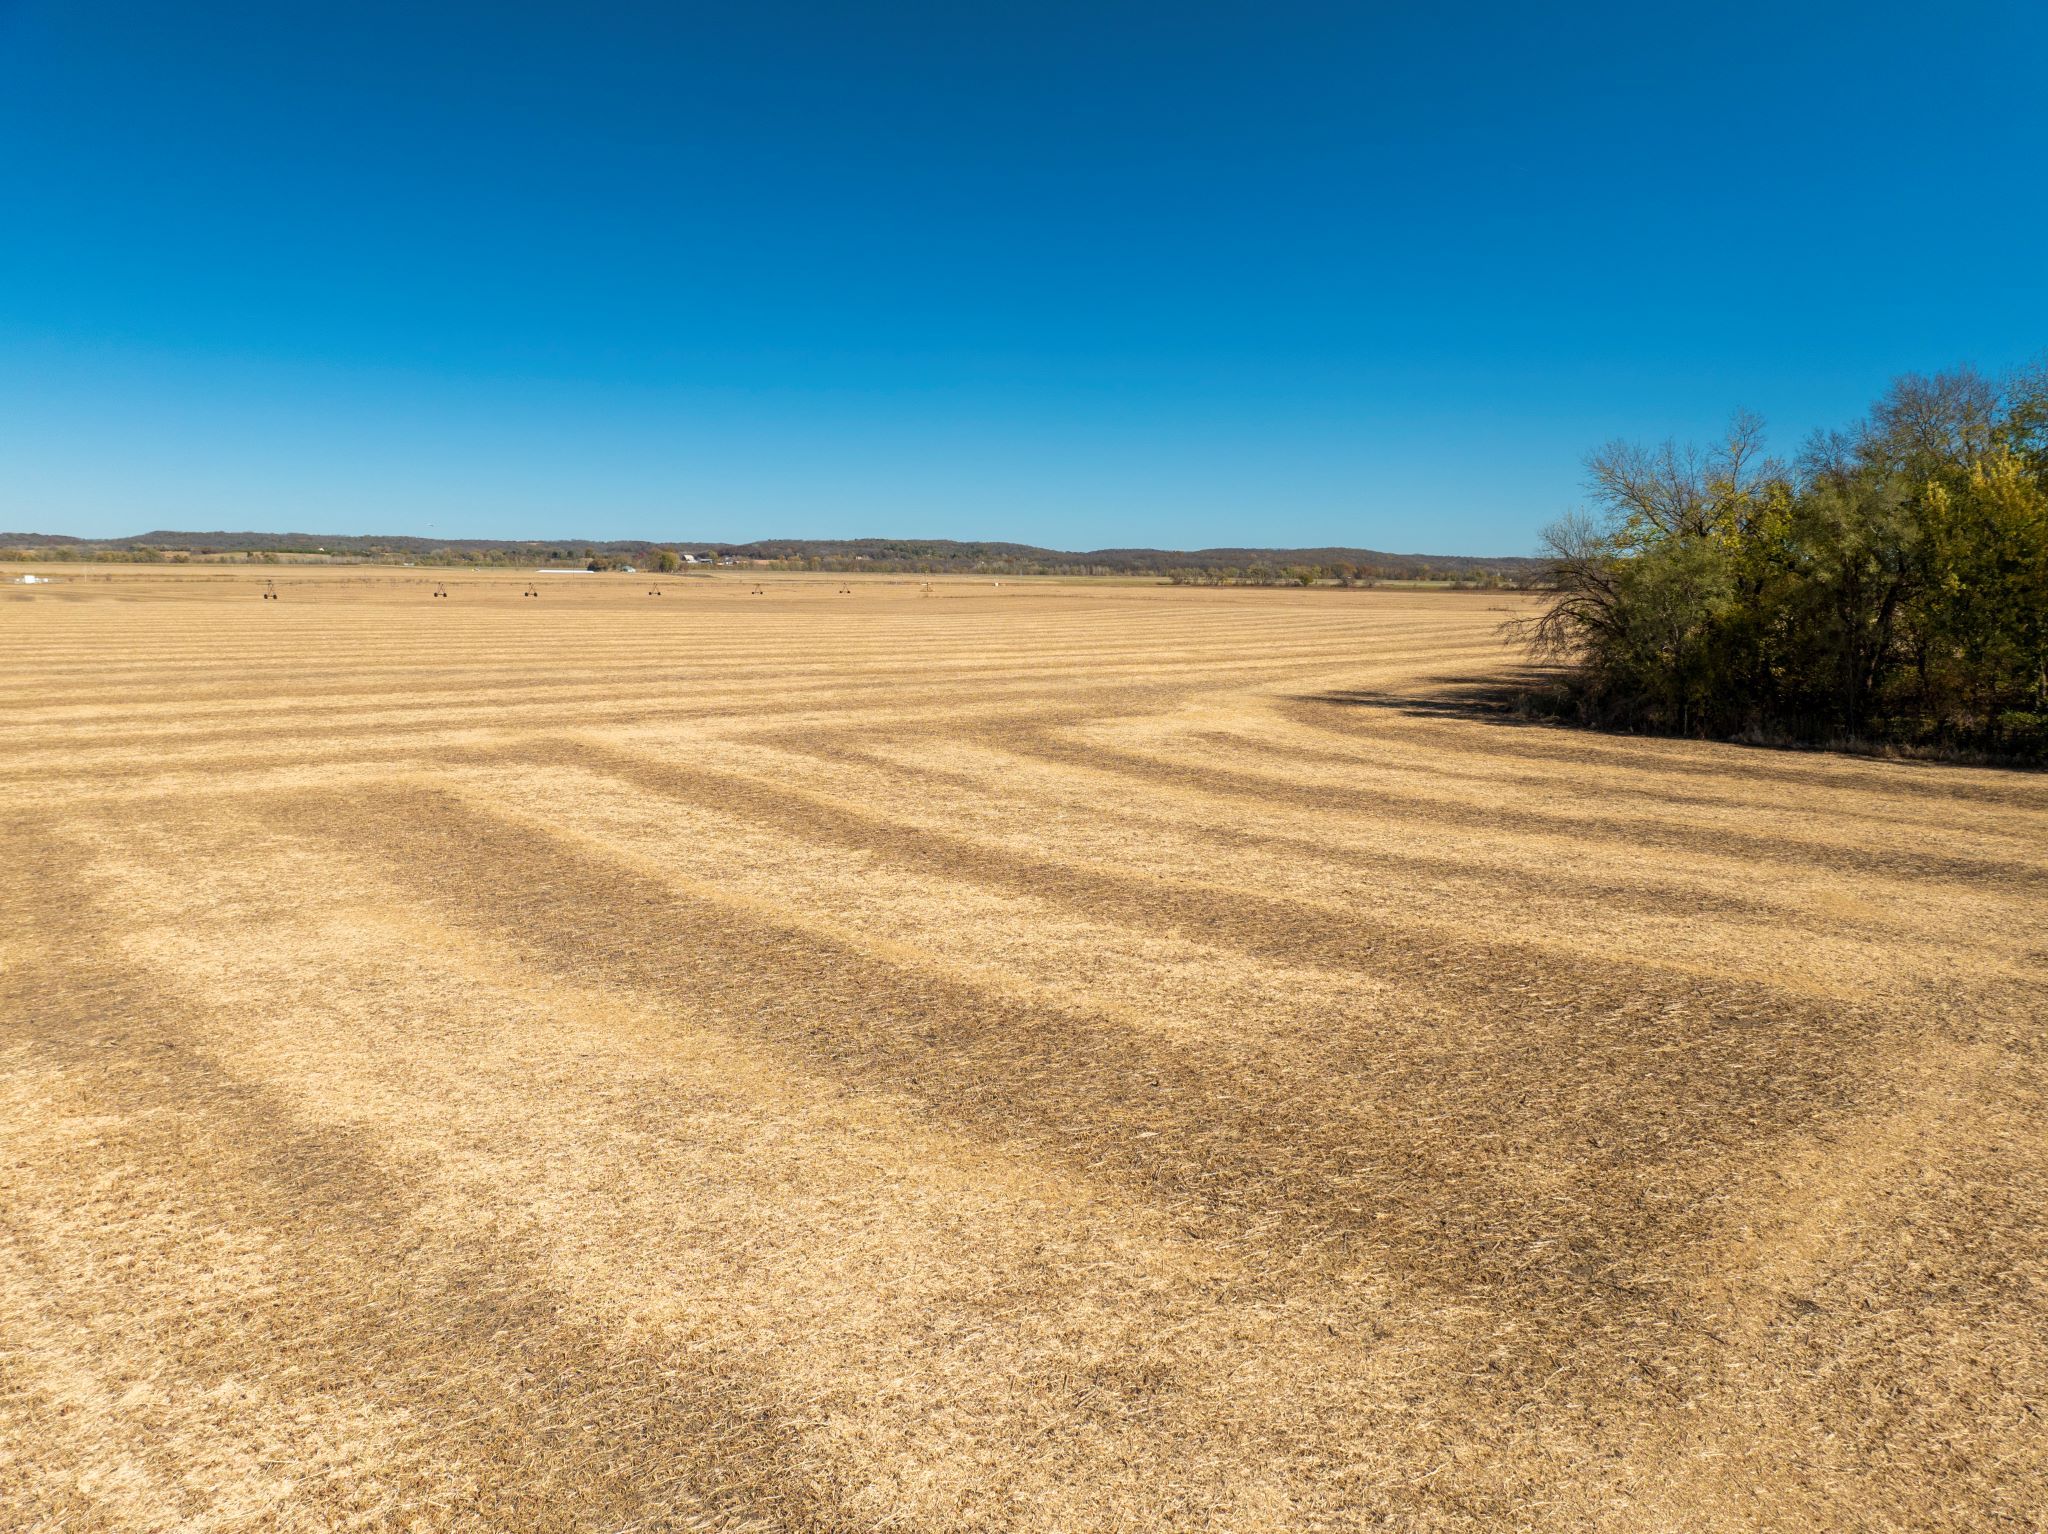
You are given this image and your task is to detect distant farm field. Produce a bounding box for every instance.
[4,566,2044,1532]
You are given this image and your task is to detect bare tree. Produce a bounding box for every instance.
[1864,366,1998,470]
[1505,509,1621,659]
[1583,410,1772,542]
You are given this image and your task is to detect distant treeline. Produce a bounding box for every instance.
[760,545,1534,584]
[1520,363,2048,761]
[0,530,1545,585]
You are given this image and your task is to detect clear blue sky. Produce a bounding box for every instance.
[4,1,2044,554]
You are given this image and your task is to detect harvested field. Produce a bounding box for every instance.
[3,565,2044,1532]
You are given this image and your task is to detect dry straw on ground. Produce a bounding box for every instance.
[2,566,2043,1531]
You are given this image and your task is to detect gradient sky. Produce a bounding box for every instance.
[4,1,2045,554]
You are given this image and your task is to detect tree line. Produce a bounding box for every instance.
[1520,363,2048,760]
[2,531,1545,584]
[1161,562,1528,588]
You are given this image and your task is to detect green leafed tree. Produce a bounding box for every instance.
[1517,363,2048,758]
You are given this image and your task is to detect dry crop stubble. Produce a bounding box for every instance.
[2,565,2044,1531]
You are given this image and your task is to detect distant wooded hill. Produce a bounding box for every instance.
[0,530,1545,584]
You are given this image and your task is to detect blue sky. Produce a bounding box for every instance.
[3,1,2044,554]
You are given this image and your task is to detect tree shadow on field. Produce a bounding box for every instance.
[1301,673,2046,789]
[1296,667,1571,727]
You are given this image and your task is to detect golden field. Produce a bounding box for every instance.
[3,564,2044,1532]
